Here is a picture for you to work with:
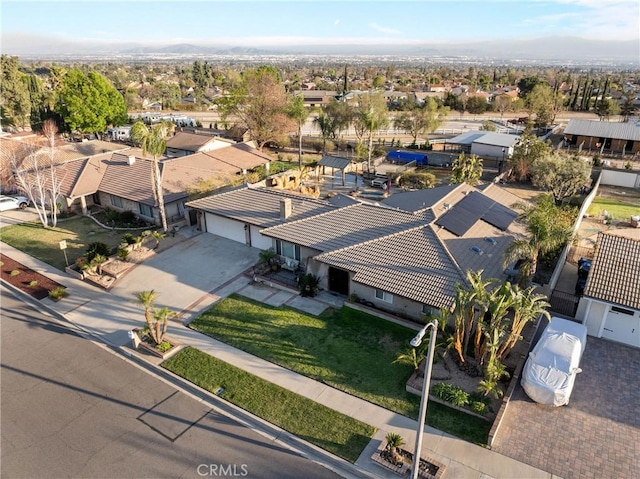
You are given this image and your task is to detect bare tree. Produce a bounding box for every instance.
[10,120,65,227]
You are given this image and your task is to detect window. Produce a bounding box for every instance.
[110,195,123,208]
[139,203,153,218]
[375,289,393,304]
[422,304,439,317]
[275,240,300,261]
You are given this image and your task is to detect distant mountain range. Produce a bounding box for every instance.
[5,35,639,64]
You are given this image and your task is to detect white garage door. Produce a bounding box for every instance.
[602,306,640,347]
[205,213,246,244]
[250,225,273,250]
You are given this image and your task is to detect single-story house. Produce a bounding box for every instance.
[165,131,236,157]
[187,182,525,319]
[14,140,271,228]
[576,233,640,348]
[563,119,640,155]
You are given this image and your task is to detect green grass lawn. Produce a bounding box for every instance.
[0,217,124,270]
[587,197,640,220]
[162,347,375,463]
[190,295,491,445]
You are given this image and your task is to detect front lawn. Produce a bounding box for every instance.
[0,217,124,271]
[163,347,375,463]
[189,295,491,444]
[587,197,640,220]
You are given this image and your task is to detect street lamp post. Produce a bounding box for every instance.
[409,319,438,479]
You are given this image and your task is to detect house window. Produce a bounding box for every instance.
[422,304,439,317]
[375,289,393,304]
[275,240,300,261]
[139,203,153,218]
[110,195,123,208]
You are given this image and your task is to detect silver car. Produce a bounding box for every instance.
[0,195,30,211]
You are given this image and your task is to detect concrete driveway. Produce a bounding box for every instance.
[491,337,640,479]
[63,233,260,346]
[0,207,40,227]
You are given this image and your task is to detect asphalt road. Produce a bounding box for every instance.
[0,289,342,479]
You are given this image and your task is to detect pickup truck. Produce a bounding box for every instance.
[370,175,389,189]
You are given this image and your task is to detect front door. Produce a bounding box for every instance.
[328,267,349,296]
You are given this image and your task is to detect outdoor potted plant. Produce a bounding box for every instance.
[132,290,180,359]
[259,248,280,272]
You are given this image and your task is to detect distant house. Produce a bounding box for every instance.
[576,233,640,348]
[165,132,236,157]
[298,90,338,108]
[446,131,519,160]
[563,119,640,155]
[187,183,525,320]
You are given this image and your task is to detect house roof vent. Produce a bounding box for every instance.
[127,155,136,165]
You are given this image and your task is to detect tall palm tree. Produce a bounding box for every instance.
[287,95,309,168]
[135,289,159,337]
[503,194,574,286]
[130,120,171,232]
[497,286,550,359]
[314,112,333,155]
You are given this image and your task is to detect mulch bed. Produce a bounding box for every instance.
[0,253,65,300]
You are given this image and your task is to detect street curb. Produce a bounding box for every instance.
[1,279,377,479]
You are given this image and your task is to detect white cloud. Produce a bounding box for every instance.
[369,23,402,35]
[334,19,340,25]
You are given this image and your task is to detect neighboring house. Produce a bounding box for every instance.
[297,90,338,108]
[187,182,525,319]
[563,119,640,155]
[165,132,236,157]
[576,233,640,348]
[446,131,519,159]
[13,141,271,228]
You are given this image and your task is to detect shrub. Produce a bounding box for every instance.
[10,269,20,276]
[29,280,38,287]
[117,248,130,261]
[432,382,470,407]
[298,273,320,297]
[49,286,68,301]
[470,400,489,415]
[399,171,437,189]
[122,233,136,245]
[76,256,89,271]
[156,341,172,352]
[86,242,110,261]
[0,261,3,267]
[120,210,137,224]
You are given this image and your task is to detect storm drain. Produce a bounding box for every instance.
[138,391,211,442]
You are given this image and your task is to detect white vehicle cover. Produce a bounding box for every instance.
[521,317,587,406]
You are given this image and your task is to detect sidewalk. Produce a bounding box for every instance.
[0,240,558,479]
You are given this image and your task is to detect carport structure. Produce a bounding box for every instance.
[318,155,352,186]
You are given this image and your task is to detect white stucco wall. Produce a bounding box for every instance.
[600,169,640,188]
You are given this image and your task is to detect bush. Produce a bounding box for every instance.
[399,172,437,189]
[470,400,489,415]
[156,341,172,352]
[298,273,320,297]
[29,280,38,287]
[122,233,136,245]
[49,286,68,301]
[432,382,470,407]
[10,269,20,276]
[117,248,130,261]
[120,210,137,224]
[86,242,111,261]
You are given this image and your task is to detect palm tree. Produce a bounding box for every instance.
[130,120,171,232]
[135,289,159,338]
[497,286,550,360]
[503,194,574,286]
[150,230,165,249]
[287,95,309,168]
[151,306,176,345]
[314,112,334,155]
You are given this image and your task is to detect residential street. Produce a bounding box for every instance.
[0,289,342,479]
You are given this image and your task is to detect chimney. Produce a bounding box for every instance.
[127,155,136,165]
[280,198,292,220]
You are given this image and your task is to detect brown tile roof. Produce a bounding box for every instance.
[203,142,271,170]
[261,203,434,252]
[186,186,333,227]
[98,153,159,205]
[584,233,640,310]
[317,226,465,308]
[166,132,226,152]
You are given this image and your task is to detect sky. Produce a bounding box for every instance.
[2,0,639,53]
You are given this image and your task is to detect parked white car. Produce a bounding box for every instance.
[0,195,30,212]
[521,317,587,406]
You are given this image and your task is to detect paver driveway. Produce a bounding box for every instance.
[492,337,640,479]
